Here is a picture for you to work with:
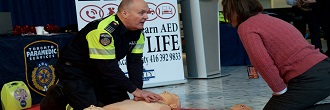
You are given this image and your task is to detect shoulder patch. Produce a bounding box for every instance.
[99,33,112,46]
[105,21,118,33]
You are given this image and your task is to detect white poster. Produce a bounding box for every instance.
[75,0,186,88]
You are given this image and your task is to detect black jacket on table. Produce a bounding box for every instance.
[59,14,145,93]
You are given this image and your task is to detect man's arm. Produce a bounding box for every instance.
[127,32,145,89]
[95,59,161,102]
[126,53,144,89]
[87,29,159,102]
[95,59,138,93]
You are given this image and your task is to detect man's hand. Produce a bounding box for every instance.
[131,88,162,103]
[297,0,304,7]
[301,0,316,3]
[297,0,312,11]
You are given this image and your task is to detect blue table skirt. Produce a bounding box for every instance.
[0,33,75,105]
[220,23,250,66]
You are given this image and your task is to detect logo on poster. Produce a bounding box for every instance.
[26,45,57,61]
[102,3,118,16]
[156,3,176,19]
[80,5,104,22]
[78,2,176,23]
[147,2,157,21]
[123,68,155,81]
[143,68,155,81]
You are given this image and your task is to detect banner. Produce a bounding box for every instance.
[24,40,59,96]
[0,34,74,104]
[75,0,186,87]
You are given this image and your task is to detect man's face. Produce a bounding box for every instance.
[126,1,149,31]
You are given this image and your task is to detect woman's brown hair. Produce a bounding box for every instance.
[222,0,263,27]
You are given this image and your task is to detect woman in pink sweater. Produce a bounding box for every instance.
[222,0,330,109]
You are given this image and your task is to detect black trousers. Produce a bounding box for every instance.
[264,58,330,110]
[292,6,322,51]
[55,62,129,110]
[314,1,330,56]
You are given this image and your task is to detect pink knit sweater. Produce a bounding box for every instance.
[237,13,327,92]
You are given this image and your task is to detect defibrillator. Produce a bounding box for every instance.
[1,81,32,110]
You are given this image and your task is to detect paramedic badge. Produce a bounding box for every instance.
[100,33,112,46]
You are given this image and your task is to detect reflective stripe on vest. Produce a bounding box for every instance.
[87,14,144,59]
[131,33,144,54]
[86,29,115,59]
[87,14,118,60]
[66,104,73,110]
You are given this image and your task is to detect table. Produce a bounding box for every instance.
[0,33,75,105]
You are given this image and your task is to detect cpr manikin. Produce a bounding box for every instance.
[230,104,253,110]
[84,91,181,110]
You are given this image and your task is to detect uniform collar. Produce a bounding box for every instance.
[115,15,143,36]
[115,15,129,35]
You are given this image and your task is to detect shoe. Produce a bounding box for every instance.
[40,84,68,110]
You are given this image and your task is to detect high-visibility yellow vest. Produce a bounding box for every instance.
[66,104,73,110]
[131,33,144,54]
[87,14,144,60]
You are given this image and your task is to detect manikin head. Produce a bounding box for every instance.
[230,104,253,110]
[158,91,181,110]
[84,105,103,110]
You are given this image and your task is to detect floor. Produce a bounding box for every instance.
[146,65,330,110]
[144,39,329,110]
[145,66,270,110]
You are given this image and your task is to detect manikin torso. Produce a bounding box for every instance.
[84,91,181,110]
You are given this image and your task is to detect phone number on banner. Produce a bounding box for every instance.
[149,52,181,63]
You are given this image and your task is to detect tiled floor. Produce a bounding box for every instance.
[145,66,271,110]
[144,39,329,110]
[145,66,330,110]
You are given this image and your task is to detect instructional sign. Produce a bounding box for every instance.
[75,0,186,87]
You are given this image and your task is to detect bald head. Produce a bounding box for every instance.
[117,0,149,30]
[118,0,146,13]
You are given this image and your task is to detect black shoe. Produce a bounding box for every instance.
[40,84,68,110]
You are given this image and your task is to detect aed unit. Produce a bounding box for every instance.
[1,81,32,110]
